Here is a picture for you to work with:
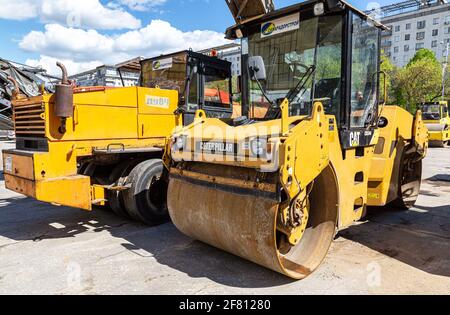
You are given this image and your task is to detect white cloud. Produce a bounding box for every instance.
[0,0,141,30]
[117,0,167,11]
[20,21,231,75]
[0,0,38,20]
[26,55,103,76]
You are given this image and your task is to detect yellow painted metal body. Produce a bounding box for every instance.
[368,106,428,206]
[3,87,178,210]
[167,102,428,279]
[422,101,450,145]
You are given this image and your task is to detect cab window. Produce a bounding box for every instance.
[350,15,379,128]
[188,72,199,111]
[204,70,231,109]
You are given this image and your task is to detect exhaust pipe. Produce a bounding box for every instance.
[55,62,73,134]
[7,76,20,100]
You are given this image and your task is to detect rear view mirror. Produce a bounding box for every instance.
[248,56,267,81]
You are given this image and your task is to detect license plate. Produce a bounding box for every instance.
[197,141,236,154]
[4,156,12,172]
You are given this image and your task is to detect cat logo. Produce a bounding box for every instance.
[349,131,361,147]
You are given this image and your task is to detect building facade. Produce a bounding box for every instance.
[69,57,142,87]
[198,43,242,76]
[70,44,242,88]
[377,0,450,67]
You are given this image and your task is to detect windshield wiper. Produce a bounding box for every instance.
[264,65,316,120]
[285,65,316,104]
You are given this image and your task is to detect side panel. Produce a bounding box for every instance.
[35,176,92,210]
[368,106,415,206]
[47,104,139,141]
[2,152,35,180]
[137,88,178,115]
[137,88,178,139]
[329,143,376,228]
[4,174,37,198]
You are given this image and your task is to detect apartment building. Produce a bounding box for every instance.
[198,43,242,76]
[69,57,142,87]
[377,0,450,67]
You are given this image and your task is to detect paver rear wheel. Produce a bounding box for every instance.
[123,159,169,226]
[107,160,142,219]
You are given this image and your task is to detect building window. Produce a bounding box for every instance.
[394,35,400,42]
[417,21,426,29]
[393,56,398,62]
[432,40,438,48]
[416,43,424,50]
[394,46,399,53]
[405,34,410,41]
[446,16,450,24]
[445,27,450,34]
[434,18,440,25]
[416,32,425,40]
[395,25,400,32]
[406,23,411,30]
[404,45,409,52]
[433,29,439,36]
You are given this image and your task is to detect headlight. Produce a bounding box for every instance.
[250,138,267,157]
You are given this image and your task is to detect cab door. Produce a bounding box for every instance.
[338,13,381,227]
[340,13,380,150]
[183,54,234,125]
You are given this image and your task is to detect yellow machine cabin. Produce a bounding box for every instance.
[3,52,235,225]
[166,0,428,279]
[421,101,450,147]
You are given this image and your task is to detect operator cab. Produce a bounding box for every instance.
[421,101,449,121]
[141,50,234,125]
[226,0,387,149]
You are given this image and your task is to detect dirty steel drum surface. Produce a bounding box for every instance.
[167,168,337,280]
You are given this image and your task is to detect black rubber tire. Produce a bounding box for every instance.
[391,158,423,210]
[107,160,141,219]
[123,159,169,226]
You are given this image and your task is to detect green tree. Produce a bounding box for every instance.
[396,58,442,112]
[394,49,443,112]
[407,48,440,67]
[380,53,395,104]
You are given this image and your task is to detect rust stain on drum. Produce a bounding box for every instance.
[168,177,285,275]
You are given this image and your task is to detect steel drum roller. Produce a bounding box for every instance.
[168,165,338,279]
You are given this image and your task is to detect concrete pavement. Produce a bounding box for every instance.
[0,141,449,295]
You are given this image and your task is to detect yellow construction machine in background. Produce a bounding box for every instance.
[421,101,450,147]
[166,0,429,279]
[2,51,235,225]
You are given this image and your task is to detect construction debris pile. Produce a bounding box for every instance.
[0,58,57,137]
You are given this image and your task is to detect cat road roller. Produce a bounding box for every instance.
[421,101,450,147]
[167,0,429,279]
[2,51,234,225]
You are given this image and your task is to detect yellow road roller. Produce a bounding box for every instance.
[2,51,234,225]
[166,0,428,279]
[421,101,450,147]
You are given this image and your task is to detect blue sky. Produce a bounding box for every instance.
[0,0,396,74]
